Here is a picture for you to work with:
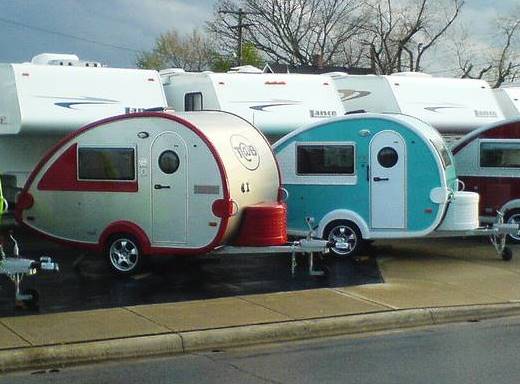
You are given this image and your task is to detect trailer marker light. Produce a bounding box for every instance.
[147,78,155,82]
[424,208,433,214]
[209,222,217,227]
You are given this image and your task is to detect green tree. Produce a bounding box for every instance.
[136,29,215,71]
[211,42,264,72]
[241,42,263,68]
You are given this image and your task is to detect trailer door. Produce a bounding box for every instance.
[151,132,188,244]
[370,131,406,229]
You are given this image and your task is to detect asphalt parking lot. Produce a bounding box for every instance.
[0,228,383,317]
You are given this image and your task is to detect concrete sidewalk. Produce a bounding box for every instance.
[1,238,520,372]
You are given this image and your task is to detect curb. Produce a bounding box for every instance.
[2,303,520,373]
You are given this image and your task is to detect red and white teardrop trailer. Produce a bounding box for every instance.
[15,110,309,275]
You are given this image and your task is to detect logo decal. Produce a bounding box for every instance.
[230,135,260,171]
[309,109,337,118]
[338,89,371,102]
[474,110,498,118]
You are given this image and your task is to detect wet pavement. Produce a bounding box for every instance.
[0,229,383,317]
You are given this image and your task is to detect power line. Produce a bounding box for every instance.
[0,16,140,53]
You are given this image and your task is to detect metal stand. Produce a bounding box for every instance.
[490,211,514,261]
[0,232,59,308]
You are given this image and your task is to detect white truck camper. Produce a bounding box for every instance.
[0,53,167,202]
[160,66,345,142]
[328,72,504,143]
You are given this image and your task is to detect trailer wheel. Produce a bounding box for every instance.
[19,289,39,309]
[106,234,143,276]
[505,210,520,243]
[324,220,363,258]
[502,247,513,262]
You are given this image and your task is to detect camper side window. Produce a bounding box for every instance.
[78,147,135,181]
[297,145,355,175]
[480,142,520,168]
[185,92,203,111]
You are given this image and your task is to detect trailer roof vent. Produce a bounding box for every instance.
[391,72,433,78]
[228,65,263,74]
[324,71,349,79]
[31,53,102,67]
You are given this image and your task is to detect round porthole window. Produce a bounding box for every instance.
[158,150,180,174]
[377,147,398,168]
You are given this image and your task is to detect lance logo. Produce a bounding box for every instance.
[230,135,260,171]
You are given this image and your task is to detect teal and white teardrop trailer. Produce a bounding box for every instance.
[273,113,517,259]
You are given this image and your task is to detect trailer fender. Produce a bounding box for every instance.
[99,221,151,255]
[316,210,369,239]
[501,200,520,215]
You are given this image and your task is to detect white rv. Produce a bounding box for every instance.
[0,53,167,202]
[494,83,520,118]
[160,66,345,141]
[328,72,504,141]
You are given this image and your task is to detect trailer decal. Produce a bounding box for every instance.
[230,135,260,170]
[249,102,299,112]
[36,96,119,110]
[424,105,465,113]
[338,89,371,102]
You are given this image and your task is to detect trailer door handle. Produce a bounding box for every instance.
[373,177,389,182]
[154,184,171,189]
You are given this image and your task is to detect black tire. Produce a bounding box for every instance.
[505,209,520,243]
[502,247,513,262]
[106,234,143,276]
[21,288,39,309]
[324,220,363,258]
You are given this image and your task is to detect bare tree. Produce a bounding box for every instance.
[137,29,215,71]
[208,0,369,66]
[362,0,464,74]
[456,16,520,88]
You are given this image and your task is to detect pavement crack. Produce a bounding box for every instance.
[331,288,398,310]
[122,306,174,332]
[237,297,292,320]
[0,320,32,345]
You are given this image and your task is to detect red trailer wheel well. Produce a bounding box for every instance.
[99,221,151,254]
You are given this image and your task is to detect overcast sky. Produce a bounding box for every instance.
[0,0,517,70]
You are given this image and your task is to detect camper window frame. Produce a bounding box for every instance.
[478,138,520,170]
[76,145,137,182]
[184,92,204,111]
[295,142,357,177]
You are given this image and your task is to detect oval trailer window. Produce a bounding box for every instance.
[158,150,180,174]
[377,147,398,168]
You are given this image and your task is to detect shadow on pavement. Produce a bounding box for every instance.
[0,229,382,317]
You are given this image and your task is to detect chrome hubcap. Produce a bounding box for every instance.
[507,214,520,241]
[110,239,139,272]
[328,225,357,256]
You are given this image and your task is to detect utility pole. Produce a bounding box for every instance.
[219,8,257,66]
